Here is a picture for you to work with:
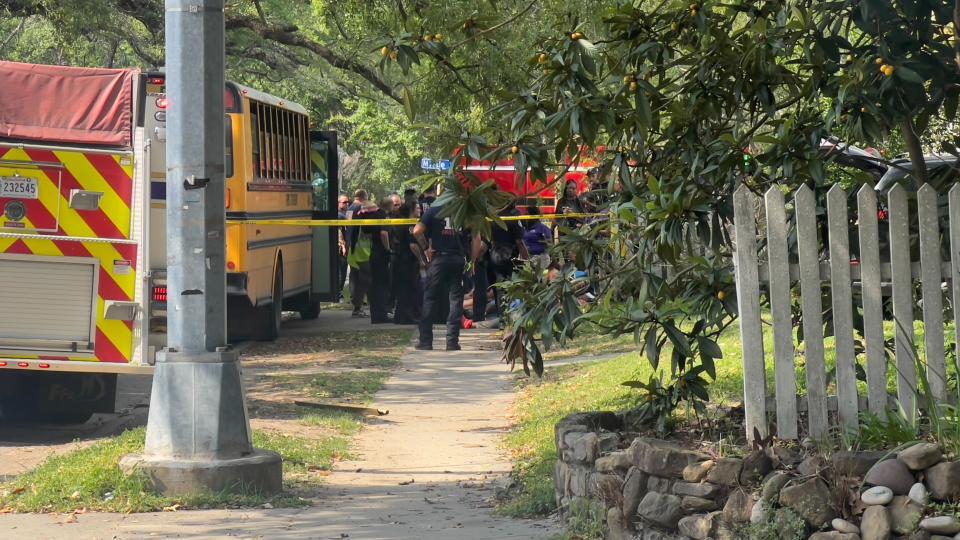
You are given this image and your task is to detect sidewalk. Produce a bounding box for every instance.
[0,327,558,540]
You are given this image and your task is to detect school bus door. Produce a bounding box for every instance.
[310,131,340,302]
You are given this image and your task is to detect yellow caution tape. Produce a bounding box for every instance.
[228,212,606,227]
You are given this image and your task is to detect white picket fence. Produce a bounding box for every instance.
[732,183,960,440]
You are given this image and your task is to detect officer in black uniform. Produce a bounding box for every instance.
[414,203,480,351]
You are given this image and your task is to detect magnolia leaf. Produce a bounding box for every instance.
[402,86,417,122]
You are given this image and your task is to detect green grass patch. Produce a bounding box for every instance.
[298,411,364,435]
[501,359,642,518]
[303,371,389,404]
[0,425,353,513]
[542,324,636,362]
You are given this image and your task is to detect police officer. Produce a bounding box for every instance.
[414,203,480,351]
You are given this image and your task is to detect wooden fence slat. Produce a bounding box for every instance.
[951,186,960,387]
[827,185,858,431]
[918,185,946,401]
[764,187,798,439]
[857,186,887,417]
[887,184,916,421]
[795,185,828,437]
[733,186,768,439]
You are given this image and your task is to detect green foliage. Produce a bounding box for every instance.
[558,499,607,540]
[856,409,920,450]
[328,99,425,196]
[733,507,808,540]
[402,0,960,426]
[823,0,960,147]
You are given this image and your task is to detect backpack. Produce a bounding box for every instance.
[347,231,371,269]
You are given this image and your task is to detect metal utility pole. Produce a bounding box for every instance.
[121,0,281,495]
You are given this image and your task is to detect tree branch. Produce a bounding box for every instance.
[225,15,402,104]
[329,5,352,40]
[0,17,26,55]
[252,0,267,24]
[449,0,537,51]
[900,116,929,186]
[124,33,163,68]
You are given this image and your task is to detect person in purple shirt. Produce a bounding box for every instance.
[522,207,553,268]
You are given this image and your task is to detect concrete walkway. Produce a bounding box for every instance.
[0,327,558,540]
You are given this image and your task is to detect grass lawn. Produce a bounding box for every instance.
[0,426,350,513]
[0,328,415,514]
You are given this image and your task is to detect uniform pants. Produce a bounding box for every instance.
[392,257,418,324]
[472,260,489,321]
[350,262,371,313]
[369,251,391,323]
[418,255,465,347]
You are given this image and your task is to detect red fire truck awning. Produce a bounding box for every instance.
[0,61,137,147]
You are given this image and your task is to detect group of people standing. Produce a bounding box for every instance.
[336,169,608,350]
[337,188,431,325]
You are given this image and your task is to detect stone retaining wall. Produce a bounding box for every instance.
[554,412,960,540]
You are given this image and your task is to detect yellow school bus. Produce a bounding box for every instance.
[142,75,340,343]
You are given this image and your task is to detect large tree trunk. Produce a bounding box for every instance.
[900,116,928,187]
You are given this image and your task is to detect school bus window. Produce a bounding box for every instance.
[312,140,330,212]
[224,115,234,179]
[251,112,260,177]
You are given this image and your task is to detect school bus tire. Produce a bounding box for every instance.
[260,265,283,342]
[298,294,322,320]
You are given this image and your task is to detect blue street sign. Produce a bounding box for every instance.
[420,158,434,170]
[438,159,452,171]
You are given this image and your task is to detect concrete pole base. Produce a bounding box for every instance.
[123,350,283,496]
[119,450,282,496]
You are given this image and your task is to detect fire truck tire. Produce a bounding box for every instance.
[0,374,96,424]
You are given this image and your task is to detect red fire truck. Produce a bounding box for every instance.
[0,61,339,423]
[455,147,597,212]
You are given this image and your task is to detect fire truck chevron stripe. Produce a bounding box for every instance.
[84,153,134,203]
[95,327,128,363]
[21,149,130,240]
[54,150,132,235]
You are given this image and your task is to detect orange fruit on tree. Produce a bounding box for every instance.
[511,145,520,154]
[717,290,726,301]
